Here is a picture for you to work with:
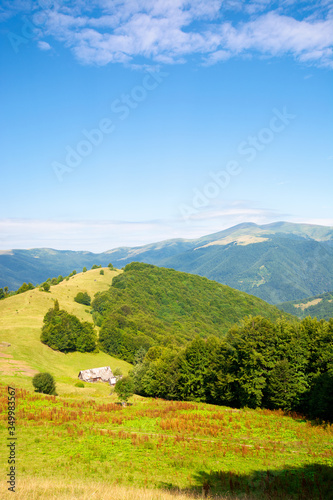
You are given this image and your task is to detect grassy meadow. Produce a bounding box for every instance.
[0,385,333,499]
[0,268,131,396]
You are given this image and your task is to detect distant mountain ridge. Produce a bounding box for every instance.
[1,221,333,304]
[278,291,333,320]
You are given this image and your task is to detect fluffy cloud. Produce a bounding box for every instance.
[3,0,333,67]
[37,40,51,50]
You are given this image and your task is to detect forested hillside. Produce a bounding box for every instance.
[1,222,333,304]
[278,291,333,320]
[92,262,291,363]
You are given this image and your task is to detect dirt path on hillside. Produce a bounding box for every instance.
[0,344,37,377]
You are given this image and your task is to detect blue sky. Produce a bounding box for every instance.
[0,0,332,251]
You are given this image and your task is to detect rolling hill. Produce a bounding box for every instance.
[92,262,293,363]
[1,221,333,304]
[278,291,333,320]
[0,266,131,396]
[0,263,291,390]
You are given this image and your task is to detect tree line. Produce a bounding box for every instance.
[130,315,333,421]
[0,262,113,299]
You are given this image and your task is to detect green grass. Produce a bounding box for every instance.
[0,268,131,397]
[0,384,332,499]
[0,267,332,498]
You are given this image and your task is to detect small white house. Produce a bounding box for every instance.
[78,366,118,386]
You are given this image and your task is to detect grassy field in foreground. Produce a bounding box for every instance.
[0,268,131,397]
[0,384,332,499]
[0,477,235,500]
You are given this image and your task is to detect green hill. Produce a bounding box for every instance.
[0,263,290,391]
[92,262,293,363]
[278,291,333,320]
[0,267,131,396]
[1,222,333,304]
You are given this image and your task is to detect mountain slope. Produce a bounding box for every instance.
[1,221,333,304]
[278,291,333,320]
[0,267,131,395]
[92,262,293,363]
[103,222,333,304]
[0,248,111,291]
[159,236,333,304]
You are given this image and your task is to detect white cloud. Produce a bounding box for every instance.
[2,0,333,68]
[37,40,51,50]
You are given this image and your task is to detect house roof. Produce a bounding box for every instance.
[78,366,114,381]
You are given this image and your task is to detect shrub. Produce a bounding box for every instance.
[41,302,97,353]
[42,282,50,292]
[113,367,123,380]
[74,292,91,306]
[92,311,103,327]
[100,269,104,275]
[83,267,87,273]
[17,282,34,294]
[32,373,57,395]
[41,309,79,352]
[114,376,134,402]
[75,381,84,388]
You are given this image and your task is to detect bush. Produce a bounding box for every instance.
[113,367,123,382]
[114,376,134,402]
[42,282,50,292]
[92,311,103,327]
[17,282,34,294]
[100,269,104,275]
[74,292,91,306]
[32,373,57,395]
[41,302,97,353]
[75,381,84,388]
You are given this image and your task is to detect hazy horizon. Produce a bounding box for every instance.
[1,219,333,253]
